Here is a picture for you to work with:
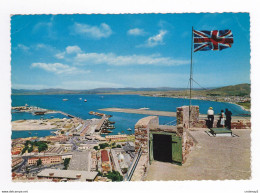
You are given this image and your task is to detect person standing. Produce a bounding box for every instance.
[220,110,225,128]
[225,108,232,130]
[207,107,214,129]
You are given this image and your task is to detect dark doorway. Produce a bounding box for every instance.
[153,134,172,162]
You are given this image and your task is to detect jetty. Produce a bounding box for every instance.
[99,107,250,120]
[99,108,177,117]
[57,111,82,120]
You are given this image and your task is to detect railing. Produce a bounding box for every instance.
[124,146,142,181]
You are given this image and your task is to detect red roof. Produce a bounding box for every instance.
[11,151,21,155]
[101,150,109,162]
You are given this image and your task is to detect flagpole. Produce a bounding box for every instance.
[189,26,194,128]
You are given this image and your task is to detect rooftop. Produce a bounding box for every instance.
[37,169,98,181]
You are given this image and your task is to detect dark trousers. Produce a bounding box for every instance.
[208,115,214,129]
[226,118,232,129]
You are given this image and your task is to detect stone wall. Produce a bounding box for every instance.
[134,116,159,154]
[194,119,251,129]
[177,124,195,164]
[176,106,199,128]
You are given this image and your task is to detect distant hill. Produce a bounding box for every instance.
[11,83,250,96]
[207,83,250,96]
[11,87,191,95]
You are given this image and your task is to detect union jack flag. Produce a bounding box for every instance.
[193,29,234,52]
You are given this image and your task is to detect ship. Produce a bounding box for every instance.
[139,107,149,110]
[63,99,68,101]
[33,111,46,115]
[84,99,87,102]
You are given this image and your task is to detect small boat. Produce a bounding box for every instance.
[84,99,87,102]
[139,107,149,110]
[127,128,132,131]
[28,132,32,135]
[79,98,82,100]
[63,99,68,101]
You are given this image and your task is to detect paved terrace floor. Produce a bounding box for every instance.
[145,129,251,181]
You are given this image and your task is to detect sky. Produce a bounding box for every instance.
[11,13,251,90]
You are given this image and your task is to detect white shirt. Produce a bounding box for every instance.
[207,109,214,115]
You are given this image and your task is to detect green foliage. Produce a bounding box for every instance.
[25,140,30,146]
[105,170,123,182]
[94,146,99,151]
[237,101,251,110]
[21,146,28,154]
[35,141,48,152]
[61,131,65,134]
[36,158,42,166]
[97,171,103,177]
[63,158,70,170]
[23,141,48,153]
[99,143,109,149]
[116,144,122,148]
[28,146,33,153]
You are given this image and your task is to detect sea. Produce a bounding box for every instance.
[11,94,250,139]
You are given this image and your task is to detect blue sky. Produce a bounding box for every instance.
[11,13,250,90]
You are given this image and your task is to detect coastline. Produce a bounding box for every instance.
[137,94,251,114]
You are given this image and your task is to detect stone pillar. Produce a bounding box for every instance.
[176,106,199,128]
[134,116,159,154]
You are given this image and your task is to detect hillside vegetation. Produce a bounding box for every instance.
[12,83,250,97]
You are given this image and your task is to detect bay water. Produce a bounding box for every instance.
[11,94,249,139]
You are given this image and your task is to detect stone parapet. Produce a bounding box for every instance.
[177,106,199,128]
[135,116,159,154]
[194,119,251,129]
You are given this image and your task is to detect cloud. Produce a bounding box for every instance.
[55,45,82,59]
[66,46,82,54]
[72,22,112,39]
[74,52,188,66]
[138,30,168,47]
[55,52,65,59]
[31,62,90,75]
[16,44,30,52]
[127,28,146,36]
[33,16,56,38]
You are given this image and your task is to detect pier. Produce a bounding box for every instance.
[57,111,82,120]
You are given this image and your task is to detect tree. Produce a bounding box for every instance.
[61,131,65,134]
[21,146,28,154]
[116,144,122,148]
[37,142,48,152]
[105,170,123,182]
[63,158,70,170]
[99,143,109,149]
[97,171,103,177]
[36,159,42,166]
[94,146,99,151]
[28,146,33,153]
